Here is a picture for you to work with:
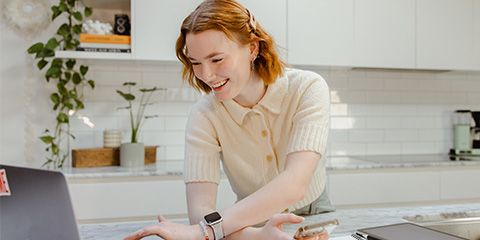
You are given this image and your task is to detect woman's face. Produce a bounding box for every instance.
[186,30,254,101]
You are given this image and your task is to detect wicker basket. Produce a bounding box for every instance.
[72,146,157,168]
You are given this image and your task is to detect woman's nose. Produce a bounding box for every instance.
[201,64,215,81]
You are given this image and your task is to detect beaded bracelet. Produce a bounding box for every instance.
[199,220,210,240]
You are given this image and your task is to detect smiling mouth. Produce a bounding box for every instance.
[211,79,229,90]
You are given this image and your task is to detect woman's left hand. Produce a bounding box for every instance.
[123,216,201,240]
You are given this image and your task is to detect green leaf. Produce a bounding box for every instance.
[45,38,59,50]
[65,102,74,110]
[57,83,67,95]
[37,59,48,70]
[87,80,95,89]
[40,135,54,144]
[123,82,137,86]
[46,66,61,78]
[116,90,135,101]
[75,99,85,109]
[50,93,60,105]
[73,24,82,34]
[59,2,68,12]
[57,23,69,36]
[57,112,69,123]
[80,65,88,75]
[69,89,77,98]
[64,72,72,80]
[73,11,83,21]
[51,6,61,20]
[53,103,60,111]
[140,87,161,92]
[52,144,59,155]
[27,42,44,54]
[72,73,81,84]
[66,59,75,69]
[84,7,93,17]
[51,58,63,67]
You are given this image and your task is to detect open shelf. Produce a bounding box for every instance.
[55,50,132,60]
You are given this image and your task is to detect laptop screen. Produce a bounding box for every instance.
[0,165,80,240]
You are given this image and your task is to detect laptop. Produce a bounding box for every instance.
[352,222,467,240]
[0,164,80,240]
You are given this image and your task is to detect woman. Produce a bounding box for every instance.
[125,0,332,239]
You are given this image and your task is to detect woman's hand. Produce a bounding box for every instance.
[229,213,308,240]
[123,216,202,240]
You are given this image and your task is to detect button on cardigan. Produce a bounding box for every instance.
[184,68,330,211]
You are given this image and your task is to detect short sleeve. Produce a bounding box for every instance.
[287,76,330,156]
[184,104,222,184]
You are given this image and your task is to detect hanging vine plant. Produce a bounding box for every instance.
[27,0,95,169]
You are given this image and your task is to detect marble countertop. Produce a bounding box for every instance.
[64,154,480,179]
[79,202,480,240]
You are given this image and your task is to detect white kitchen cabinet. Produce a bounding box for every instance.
[416,0,474,70]
[474,0,480,70]
[133,0,202,61]
[328,170,439,206]
[68,176,236,222]
[287,0,354,66]
[440,169,480,200]
[237,0,287,60]
[354,0,415,69]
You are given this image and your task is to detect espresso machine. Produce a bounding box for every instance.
[449,110,480,160]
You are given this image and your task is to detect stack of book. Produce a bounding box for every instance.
[77,33,131,53]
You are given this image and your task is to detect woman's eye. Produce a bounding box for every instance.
[212,58,223,63]
[191,62,201,66]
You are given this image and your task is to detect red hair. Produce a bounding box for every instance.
[175,0,286,93]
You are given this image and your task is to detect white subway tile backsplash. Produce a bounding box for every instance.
[141,130,185,146]
[384,129,418,142]
[70,131,96,149]
[90,71,142,87]
[329,130,348,143]
[348,130,384,142]
[365,117,402,129]
[401,142,437,154]
[347,78,384,90]
[384,78,418,91]
[165,145,185,160]
[165,117,188,130]
[366,143,402,155]
[330,117,366,129]
[331,143,366,156]
[64,65,480,157]
[418,129,451,142]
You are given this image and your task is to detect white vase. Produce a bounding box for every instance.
[120,142,145,168]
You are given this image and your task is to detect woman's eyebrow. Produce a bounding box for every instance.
[188,52,224,61]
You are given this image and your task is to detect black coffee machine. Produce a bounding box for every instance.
[449,110,480,160]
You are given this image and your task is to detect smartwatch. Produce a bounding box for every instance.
[203,211,225,240]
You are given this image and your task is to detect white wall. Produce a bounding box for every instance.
[2,19,480,168]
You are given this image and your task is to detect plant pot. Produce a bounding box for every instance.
[120,142,145,168]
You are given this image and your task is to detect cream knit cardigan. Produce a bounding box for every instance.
[184,68,330,211]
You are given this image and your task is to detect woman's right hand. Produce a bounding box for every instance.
[231,213,327,240]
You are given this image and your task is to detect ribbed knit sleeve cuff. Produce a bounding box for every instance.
[184,153,221,184]
[287,122,329,155]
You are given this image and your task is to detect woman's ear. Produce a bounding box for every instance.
[249,41,259,60]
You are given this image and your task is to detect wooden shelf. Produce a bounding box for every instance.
[82,0,130,10]
[55,50,133,60]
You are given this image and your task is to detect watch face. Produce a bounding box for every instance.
[204,212,222,223]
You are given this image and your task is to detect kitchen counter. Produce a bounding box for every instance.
[64,154,480,179]
[79,202,480,240]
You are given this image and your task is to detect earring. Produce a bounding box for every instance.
[251,55,257,71]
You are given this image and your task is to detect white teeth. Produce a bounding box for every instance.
[212,79,227,88]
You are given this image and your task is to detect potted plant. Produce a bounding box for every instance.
[27,0,94,169]
[116,82,163,168]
